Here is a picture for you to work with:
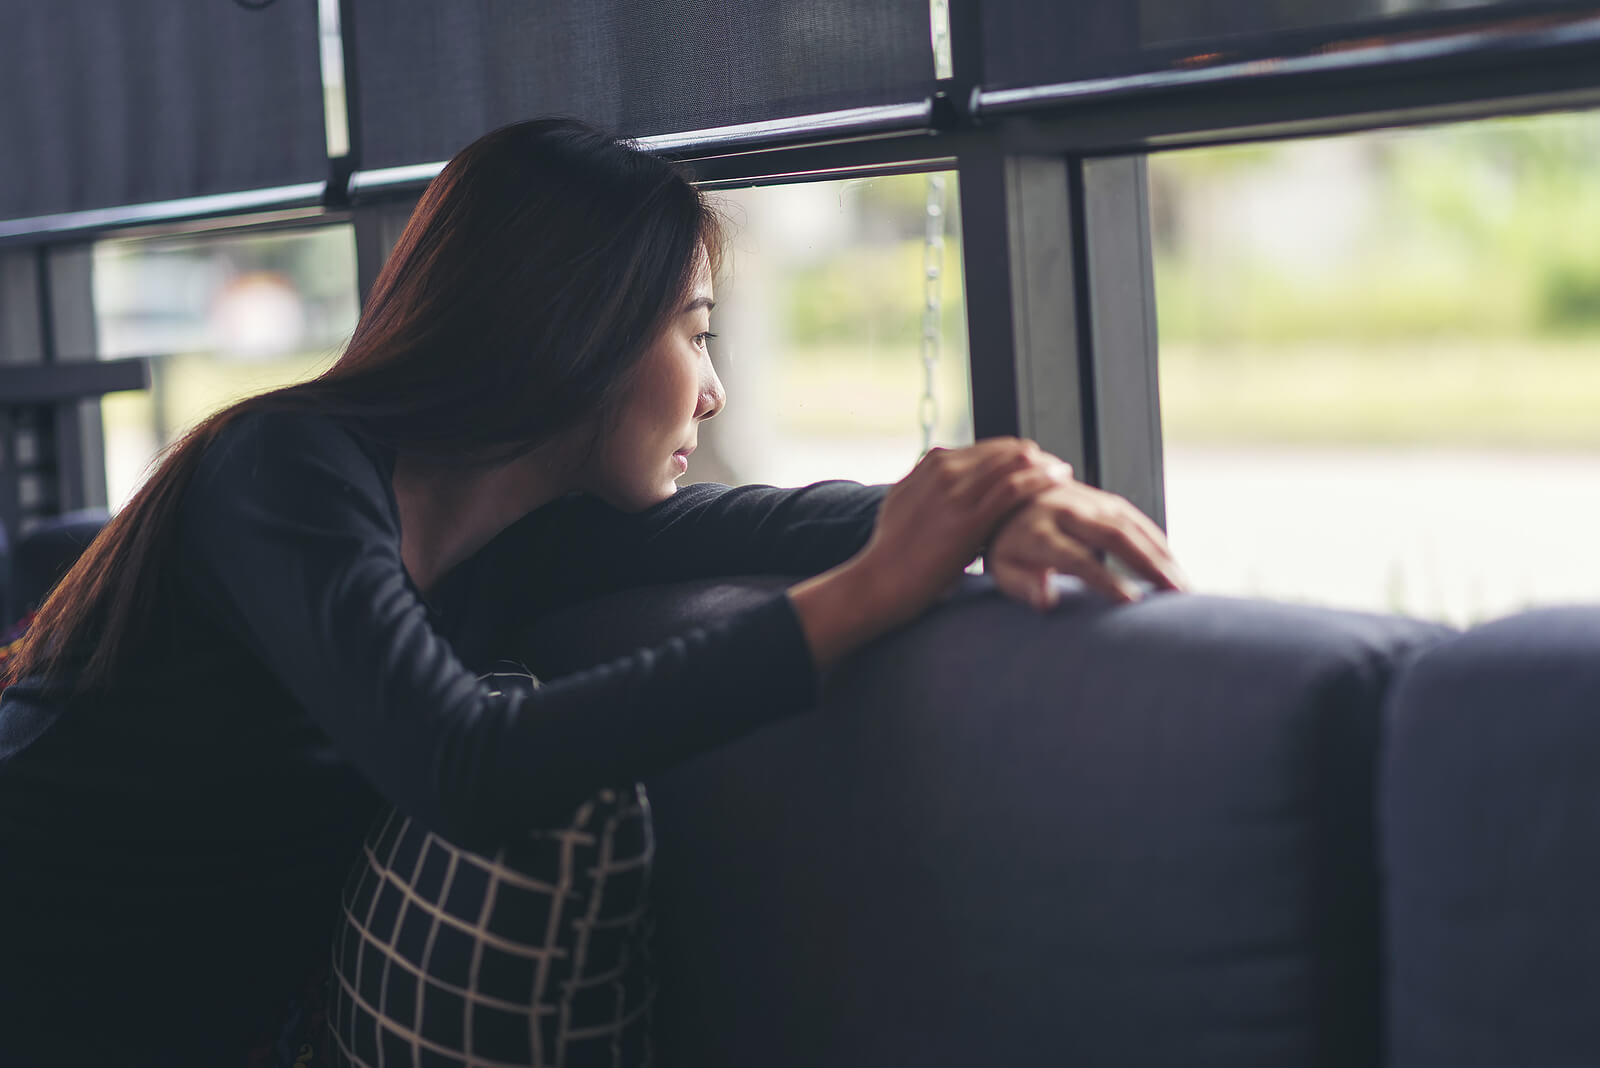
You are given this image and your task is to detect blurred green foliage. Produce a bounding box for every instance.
[1152,110,1600,343]
[777,173,967,355]
[782,238,967,351]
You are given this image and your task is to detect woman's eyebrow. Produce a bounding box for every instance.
[682,297,716,314]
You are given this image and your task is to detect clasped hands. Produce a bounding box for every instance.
[860,437,1186,621]
[790,438,1187,668]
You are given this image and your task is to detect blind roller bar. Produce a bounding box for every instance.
[349,100,934,200]
[0,183,327,248]
[348,162,447,198]
[636,101,932,155]
[976,14,1600,118]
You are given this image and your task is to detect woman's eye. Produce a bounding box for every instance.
[694,331,719,348]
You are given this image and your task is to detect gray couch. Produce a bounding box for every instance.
[522,578,1600,1068]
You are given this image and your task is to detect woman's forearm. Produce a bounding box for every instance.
[787,559,907,671]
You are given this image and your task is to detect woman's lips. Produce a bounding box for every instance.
[672,448,692,473]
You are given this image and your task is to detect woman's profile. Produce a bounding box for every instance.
[0,118,1182,1068]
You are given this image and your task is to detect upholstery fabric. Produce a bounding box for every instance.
[7,508,106,613]
[518,578,1450,1068]
[336,790,655,1068]
[333,666,657,1067]
[1383,606,1600,1068]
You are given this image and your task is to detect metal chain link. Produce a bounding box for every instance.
[919,172,947,456]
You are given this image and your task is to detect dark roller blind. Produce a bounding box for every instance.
[350,0,935,172]
[0,0,326,223]
[981,0,1600,91]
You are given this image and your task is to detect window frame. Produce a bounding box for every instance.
[2,1,1598,528]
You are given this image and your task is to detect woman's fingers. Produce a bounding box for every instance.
[867,436,1186,619]
[850,438,1052,620]
[1045,490,1186,593]
[800,438,1132,666]
[845,437,1112,629]
[1116,509,1188,591]
[993,516,1138,605]
[974,465,1060,531]
[950,438,1045,497]
[989,556,1056,611]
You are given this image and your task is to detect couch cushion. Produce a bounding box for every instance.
[519,578,1448,1068]
[1383,606,1600,1068]
[8,509,107,614]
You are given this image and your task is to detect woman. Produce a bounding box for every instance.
[0,119,1182,1067]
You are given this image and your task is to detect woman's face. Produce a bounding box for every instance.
[578,250,724,511]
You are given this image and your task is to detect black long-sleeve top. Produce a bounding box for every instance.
[0,411,883,1061]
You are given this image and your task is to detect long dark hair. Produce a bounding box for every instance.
[6,118,723,694]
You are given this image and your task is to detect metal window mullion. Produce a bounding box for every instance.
[1081,156,1165,529]
[42,245,106,514]
[0,250,42,539]
[956,149,1091,475]
[352,198,416,307]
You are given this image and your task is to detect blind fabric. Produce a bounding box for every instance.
[1139,0,1589,48]
[980,2,1141,90]
[350,0,935,172]
[980,0,1597,91]
[0,0,326,224]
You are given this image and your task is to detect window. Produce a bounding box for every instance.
[690,171,972,489]
[88,172,966,509]
[93,224,359,508]
[1149,109,1600,623]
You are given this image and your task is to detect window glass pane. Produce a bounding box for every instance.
[319,0,349,158]
[90,175,965,510]
[692,171,972,489]
[93,226,359,509]
[1150,109,1600,624]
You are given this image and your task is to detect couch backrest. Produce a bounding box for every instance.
[520,579,1450,1068]
[1383,605,1600,1068]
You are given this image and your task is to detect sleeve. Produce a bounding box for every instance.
[177,414,822,846]
[468,478,888,616]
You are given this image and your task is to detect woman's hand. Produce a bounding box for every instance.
[789,438,1062,667]
[986,476,1187,610]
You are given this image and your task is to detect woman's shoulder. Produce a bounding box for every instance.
[184,408,401,542]
[198,409,392,491]
[208,408,381,464]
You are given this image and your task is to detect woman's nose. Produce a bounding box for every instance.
[697,365,726,421]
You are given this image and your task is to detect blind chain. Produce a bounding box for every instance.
[920,172,947,456]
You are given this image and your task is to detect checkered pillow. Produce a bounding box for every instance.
[331,665,656,1067]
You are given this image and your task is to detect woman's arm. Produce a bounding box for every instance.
[179,415,1170,850]
[467,479,887,609]
[178,414,833,848]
